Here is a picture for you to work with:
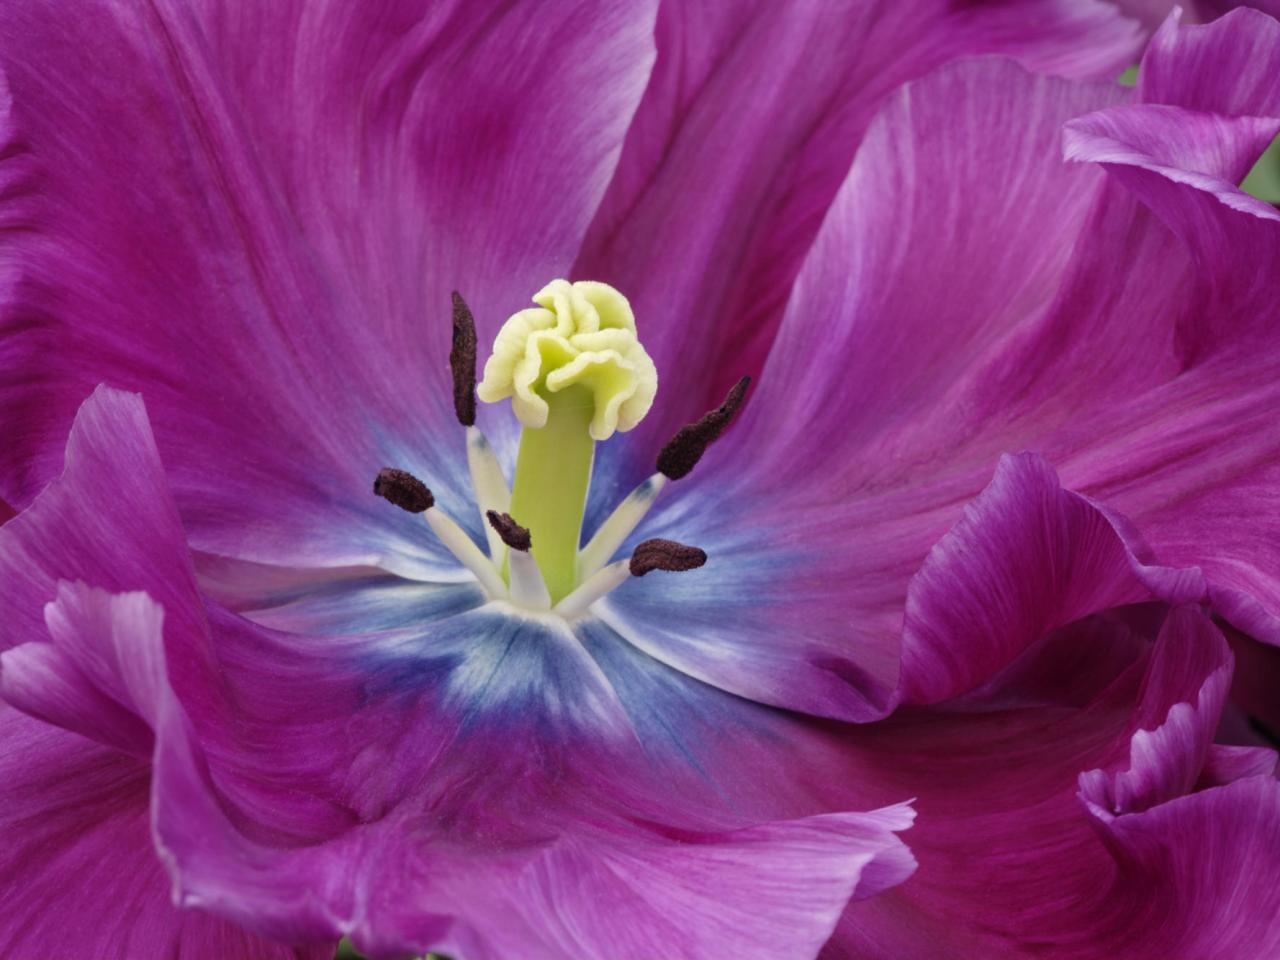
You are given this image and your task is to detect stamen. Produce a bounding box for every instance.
[467,427,511,559]
[486,511,532,552]
[487,510,551,610]
[450,291,478,427]
[578,378,749,575]
[655,376,751,480]
[373,468,434,513]
[374,467,504,598]
[425,508,507,599]
[555,538,706,618]
[577,473,668,578]
[629,538,707,576]
[554,559,630,619]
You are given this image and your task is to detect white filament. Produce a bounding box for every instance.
[578,474,666,578]
[466,426,512,560]
[425,507,506,599]
[508,548,552,611]
[554,560,631,619]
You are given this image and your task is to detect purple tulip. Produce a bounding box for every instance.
[1,2,1278,958]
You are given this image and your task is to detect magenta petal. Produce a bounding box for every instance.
[0,0,658,577]
[0,386,203,656]
[0,388,347,946]
[1199,744,1280,785]
[1064,103,1280,186]
[677,11,1280,691]
[697,58,1123,492]
[829,604,1280,958]
[0,640,153,757]
[1140,6,1280,114]
[1067,609,1280,958]
[366,805,915,960]
[1197,0,1280,18]
[0,384,918,957]
[1111,0,1179,28]
[900,455,1201,705]
[1048,88,1280,646]
[1078,606,1231,816]
[577,1,1145,470]
[0,708,325,960]
[26,581,348,947]
[607,444,1195,720]
[589,59,1157,720]
[1082,776,1280,959]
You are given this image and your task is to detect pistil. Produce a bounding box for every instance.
[476,279,658,603]
[507,384,595,602]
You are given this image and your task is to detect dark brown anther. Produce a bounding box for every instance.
[373,468,434,513]
[450,290,478,427]
[487,510,532,552]
[655,376,751,480]
[629,538,707,577]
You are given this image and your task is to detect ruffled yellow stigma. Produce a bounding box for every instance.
[476,279,657,441]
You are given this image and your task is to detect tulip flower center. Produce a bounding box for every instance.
[374,280,746,618]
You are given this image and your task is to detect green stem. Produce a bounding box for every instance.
[507,385,595,603]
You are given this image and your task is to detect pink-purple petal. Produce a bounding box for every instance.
[900,455,1184,705]
[0,386,204,658]
[1,383,919,958]
[590,58,1128,717]
[0,0,658,578]
[1139,6,1280,114]
[1077,607,1232,815]
[0,707,325,960]
[621,10,1280,717]
[363,805,916,960]
[577,0,1147,502]
[832,605,1280,958]
[1064,609,1280,959]
[1080,775,1280,959]
[0,640,153,758]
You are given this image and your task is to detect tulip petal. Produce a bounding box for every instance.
[900,455,1202,705]
[0,386,206,662]
[577,0,1146,502]
[12,384,1270,958]
[1078,775,1280,959]
[0,641,153,757]
[1048,94,1280,646]
[0,0,659,579]
[613,13,1280,718]
[358,802,916,960]
[1139,6,1280,113]
[585,58,1133,718]
[831,605,1280,959]
[0,382,917,959]
[1059,608,1280,960]
[1077,606,1232,816]
[0,707,326,960]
